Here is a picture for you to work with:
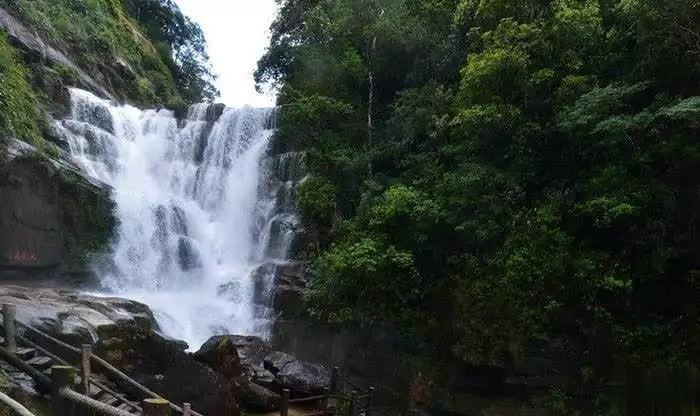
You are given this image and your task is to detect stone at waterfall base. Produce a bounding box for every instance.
[0,285,241,416]
[194,335,331,410]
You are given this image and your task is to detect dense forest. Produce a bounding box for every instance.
[256,0,700,390]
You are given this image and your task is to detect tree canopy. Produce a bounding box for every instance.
[257,0,700,387]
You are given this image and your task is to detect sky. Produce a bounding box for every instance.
[175,0,278,108]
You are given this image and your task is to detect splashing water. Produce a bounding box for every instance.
[56,88,299,349]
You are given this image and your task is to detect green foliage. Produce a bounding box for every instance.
[0,32,46,147]
[308,236,422,324]
[124,0,219,102]
[0,0,217,106]
[259,0,700,401]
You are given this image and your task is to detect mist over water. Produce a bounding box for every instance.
[56,88,297,349]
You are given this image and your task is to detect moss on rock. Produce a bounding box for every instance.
[0,32,46,149]
[0,0,189,108]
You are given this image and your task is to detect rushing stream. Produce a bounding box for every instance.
[54,88,302,349]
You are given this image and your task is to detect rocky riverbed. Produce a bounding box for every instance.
[0,284,334,416]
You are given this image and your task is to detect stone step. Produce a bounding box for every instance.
[88,385,102,396]
[15,347,36,360]
[26,355,53,370]
[100,394,120,407]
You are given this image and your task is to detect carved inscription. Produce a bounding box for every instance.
[5,250,38,263]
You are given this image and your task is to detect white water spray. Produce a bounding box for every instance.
[56,89,299,349]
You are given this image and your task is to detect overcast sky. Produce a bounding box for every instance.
[175,0,278,108]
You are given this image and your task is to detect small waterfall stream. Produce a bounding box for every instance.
[54,88,302,349]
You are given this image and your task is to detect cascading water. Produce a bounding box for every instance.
[54,88,301,349]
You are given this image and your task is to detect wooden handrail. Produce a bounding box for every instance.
[52,366,174,416]
[14,318,81,354]
[0,390,37,416]
[343,376,367,393]
[60,388,133,416]
[16,333,69,366]
[2,305,199,415]
[17,335,142,412]
[89,352,203,415]
[3,304,384,416]
[288,393,326,404]
[0,344,51,389]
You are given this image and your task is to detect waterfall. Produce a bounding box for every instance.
[55,88,301,349]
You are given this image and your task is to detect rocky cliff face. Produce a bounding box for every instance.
[255,148,309,319]
[0,0,199,282]
[0,142,114,281]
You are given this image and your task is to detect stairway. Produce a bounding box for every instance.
[11,341,142,414]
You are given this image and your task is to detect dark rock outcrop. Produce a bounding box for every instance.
[192,336,246,380]
[264,350,330,395]
[193,335,279,411]
[272,284,304,317]
[251,261,309,317]
[195,334,330,404]
[206,103,226,121]
[105,332,240,416]
[0,151,114,279]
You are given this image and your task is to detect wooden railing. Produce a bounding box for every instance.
[0,303,379,416]
[0,390,37,416]
[0,303,199,416]
[279,366,378,416]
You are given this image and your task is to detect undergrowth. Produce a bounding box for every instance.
[0,32,46,149]
[0,0,183,107]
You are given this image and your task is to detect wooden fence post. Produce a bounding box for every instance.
[322,386,330,416]
[81,344,91,394]
[3,304,17,353]
[183,402,192,416]
[349,391,358,416]
[281,388,290,416]
[367,387,375,416]
[51,365,75,416]
[143,398,171,416]
[330,366,340,394]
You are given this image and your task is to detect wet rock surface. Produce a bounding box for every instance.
[264,350,330,395]
[0,285,157,344]
[195,334,331,410]
[251,261,309,317]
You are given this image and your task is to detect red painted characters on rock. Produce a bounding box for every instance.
[6,250,38,263]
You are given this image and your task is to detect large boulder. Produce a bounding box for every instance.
[103,331,240,416]
[195,335,276,387]
[194,335,278,410]
[264,350,330,395]
[196,335,331,398]
[191,335,246,380]
[0,285,157,346]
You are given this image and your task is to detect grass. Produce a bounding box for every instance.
[0,32,46,148]
[0,0,184,107]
